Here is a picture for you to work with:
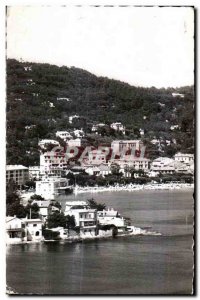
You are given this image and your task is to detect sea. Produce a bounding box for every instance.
[6,189,194,295]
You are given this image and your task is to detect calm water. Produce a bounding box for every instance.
[6,190,194,295]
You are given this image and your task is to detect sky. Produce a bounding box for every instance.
[6,6,194,88]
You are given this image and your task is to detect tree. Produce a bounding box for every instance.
[6,179,21,205]
[47,211,75,229]
[30,194,44,200]
[87,198,106,211]
[25,203,40,219]
[24,180,36,189]
[50,201,62,210]
[110,163,122,177]
[6,201,26,218]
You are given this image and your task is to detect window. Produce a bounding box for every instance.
[33,224,37,227]
[35,231,40,236]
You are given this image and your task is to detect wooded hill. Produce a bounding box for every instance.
[7,59,194,166]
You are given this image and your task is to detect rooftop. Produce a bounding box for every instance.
[6,165,28,171]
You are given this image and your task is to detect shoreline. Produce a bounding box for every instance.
[74,183,194,194]
[6,225,161,246]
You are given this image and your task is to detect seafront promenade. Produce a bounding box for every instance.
[74,183,194,194]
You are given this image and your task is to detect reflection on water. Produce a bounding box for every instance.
[6,190,194,295]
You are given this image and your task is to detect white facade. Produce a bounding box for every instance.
[69,115,79,124]
[84,164,111,177]
[170,125,180,130]
[6,217,25,244]
[40,152,69,174]
[88,149,108,164]
[112,158,150,172]
[36,177,70,199]
[67,138,82,147]
[38,139,59,149]
[91,123,105,132]
[56,131,72,141]
[6,165,29,186]
[64,202,97,237]
[73,129,85,138]
[139,128,144,136]
[6,217,44,243]
[29,166,41,180]
[151,157,175,174]
[172,93,184,98]
[151,157,174,169]
[110,122,125,134]
[111,140,143,153]
[22,218,44,242]
[174,153,194,163]
[97,208,127,231]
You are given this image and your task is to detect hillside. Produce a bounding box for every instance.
[6,59,194,166]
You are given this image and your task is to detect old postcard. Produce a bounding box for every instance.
[6,5,194,295]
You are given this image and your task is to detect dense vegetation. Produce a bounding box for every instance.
[7,59,194,166]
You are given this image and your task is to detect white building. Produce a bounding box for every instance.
[6,216,44,243]
[57,97,71,101]
[91,123,106,132]
[174,153,194,163]
[36,177,70,199]
[69,115,80,124]
[73,129,85,138]
[84,166,101,176]
[38,139,60,149]
[97,208,127,233]
[111,140,143,154]
[56,131,72,141]
[111,157,150,173]
[6,216,25,244]
[139,128,144,136]
[84,164,111,177]
[22,218,44,242]
[64,201,97,237]
[31,200,60,221]
[110,122,125,134]
[40,152,69,175]
[172,92,184,98]
[88,149,108,165]
[6,165,29,186]
[151,157,174,169]
[170,125,180,131]
[151,157,175,174]
[67,138,82,147]
[29,166,41,180]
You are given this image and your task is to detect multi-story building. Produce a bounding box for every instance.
[22,218,44,242]
[6,216,25,244]
[6,216,44,243]
[151,157,175,174]
[40,152,69,175]
[111,157,150,173]
[6,165,29,186]
[97,208,127,233]
[87,149,109,165]
[111,140,144,154]
[64,201,98,237]
[36,177,70,199]
[174,153,194,163]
